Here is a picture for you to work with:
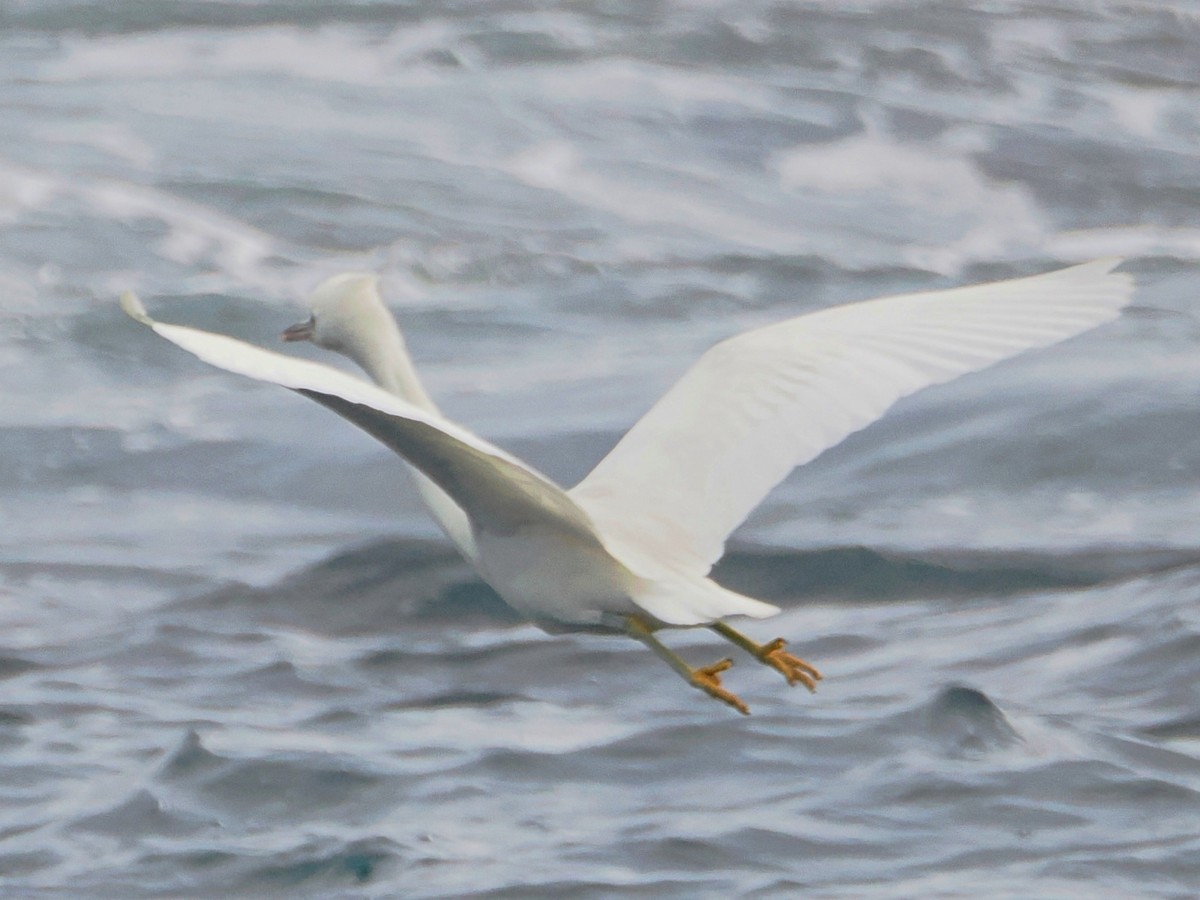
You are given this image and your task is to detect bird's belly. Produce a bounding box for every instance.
[474,526,640,629]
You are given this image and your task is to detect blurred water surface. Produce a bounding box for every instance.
[1,1,1199,897]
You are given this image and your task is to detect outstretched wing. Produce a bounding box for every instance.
[569,259,1134,575]
[120,292,595,541]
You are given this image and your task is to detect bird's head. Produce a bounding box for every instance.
[282,272,392,358]
[282,272,425,401]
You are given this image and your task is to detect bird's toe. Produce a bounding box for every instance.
[690,658,749,715]
[760,640,823,692]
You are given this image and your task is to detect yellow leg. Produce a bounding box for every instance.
[709,621,822,693]
[625,616,750,715]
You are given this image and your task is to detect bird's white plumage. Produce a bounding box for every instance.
[120,259,1133,631]
[569,259,1133,576]
[119,291,590,538]
[120,290,768,627]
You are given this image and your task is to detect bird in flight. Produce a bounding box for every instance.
[122,259,1132,714]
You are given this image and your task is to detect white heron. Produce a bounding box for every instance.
[121,259,1133,713]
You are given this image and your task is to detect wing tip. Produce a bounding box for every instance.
[1046,258,1134,311]
[119,291,153,326]
[1083,255,1125,273]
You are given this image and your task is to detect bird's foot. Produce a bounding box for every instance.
[690,658,749,715]
[758,638,822,693]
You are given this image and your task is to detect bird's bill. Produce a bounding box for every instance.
[281,316,315,342]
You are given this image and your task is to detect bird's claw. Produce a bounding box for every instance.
[759,638,823,693]
[689,657,749,715]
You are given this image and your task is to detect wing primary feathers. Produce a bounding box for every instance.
[569,260,1134,575]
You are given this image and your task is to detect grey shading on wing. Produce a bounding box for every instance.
[119,292,596,541]
[569,259,1134,576]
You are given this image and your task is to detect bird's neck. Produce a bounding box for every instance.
[356,329,439,414]
[353,328,480,564]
